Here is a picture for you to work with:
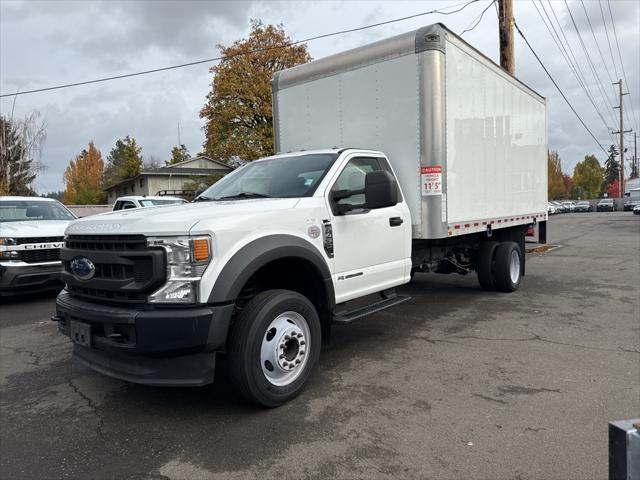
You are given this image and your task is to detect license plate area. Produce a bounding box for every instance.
[69,320,92,347]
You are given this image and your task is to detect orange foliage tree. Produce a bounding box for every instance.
[200,21,311,163]
[63,141,106,204]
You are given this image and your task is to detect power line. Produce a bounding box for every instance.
[564,0,617,129]
[531,1,616,147]
[533,0,615,138]
[460,0,496,36]
[513,20,607,155]
[545,1,617,129]
[579,0,615,86]
[606,0,639,135]
[0,0,480,98]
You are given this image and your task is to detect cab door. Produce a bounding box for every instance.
[326,155,410,303]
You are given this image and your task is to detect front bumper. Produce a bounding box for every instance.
[0,261,63,295]
[55,291,234,386]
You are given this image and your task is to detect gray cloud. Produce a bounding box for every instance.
[1,0,638,193]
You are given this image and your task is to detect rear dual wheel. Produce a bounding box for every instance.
[477,241,522,292]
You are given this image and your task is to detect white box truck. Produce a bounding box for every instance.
[54,24,547,406]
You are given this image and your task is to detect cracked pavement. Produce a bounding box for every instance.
[1,212,638,479]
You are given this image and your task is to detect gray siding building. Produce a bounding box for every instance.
[105,155,232,203]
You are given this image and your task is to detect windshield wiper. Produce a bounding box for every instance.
[216,192,272,200]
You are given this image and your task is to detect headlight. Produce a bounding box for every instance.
[0,250,20,260]
[147,236,211,303]
[0,238,17,246]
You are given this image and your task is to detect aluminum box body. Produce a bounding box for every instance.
[272,23,548,239]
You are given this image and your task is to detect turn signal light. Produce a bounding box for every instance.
[193,238,210,262]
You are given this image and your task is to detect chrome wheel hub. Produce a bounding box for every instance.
[509,250,521,284]
[260,311,310,387]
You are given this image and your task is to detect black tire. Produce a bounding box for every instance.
[477,241,499,291]
[227,289,321,407]
[493,242,522,293]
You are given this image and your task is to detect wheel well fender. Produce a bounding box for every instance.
[208,235,335,309]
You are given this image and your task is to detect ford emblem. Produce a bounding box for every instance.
[70,257,95,281]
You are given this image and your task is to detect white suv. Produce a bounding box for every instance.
[0,197,76,295]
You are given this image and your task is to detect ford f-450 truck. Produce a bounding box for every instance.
[54,24,547,406]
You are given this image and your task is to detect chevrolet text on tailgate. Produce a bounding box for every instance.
[53,24,548,406]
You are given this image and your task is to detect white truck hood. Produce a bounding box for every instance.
[65,199,301,236]
[0,220,72,238]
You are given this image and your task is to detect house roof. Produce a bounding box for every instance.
[104,155,232,191]
[166,154,231,170]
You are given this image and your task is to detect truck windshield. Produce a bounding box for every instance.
[198,153,339,201]
[0,200,76,222]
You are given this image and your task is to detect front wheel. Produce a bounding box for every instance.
[227,289,321,407]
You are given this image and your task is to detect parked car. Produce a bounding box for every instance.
[596,198,616,212]
[633,204,640,215]
[0,197,76,295]
[623,199,640,211]
[547,203,557,215]
[561,201,576,212]
[575,201,592,212]
[112,196,187,211]
[551,201,566,213]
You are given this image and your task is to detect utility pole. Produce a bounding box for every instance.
[498,0,515,75]
[612,79,631,201]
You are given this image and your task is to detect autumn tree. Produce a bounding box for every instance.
[602,144,620,191]
[606,179,620,198]
[562,174,573,199]
[0,113,46,196]
[166,144,190,165]
[573,154,603,199]
[547,150,565,199]
[200,21,311,163]
[63,142,106,204]
[103,136,142,186]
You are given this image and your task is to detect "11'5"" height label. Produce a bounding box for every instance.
[421,166,442,196]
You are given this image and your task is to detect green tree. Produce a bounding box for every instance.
[0,113,45,196]
[602,144,620,190]
[166,144,190,165]
[573,154,604,199]
[200,21,311,163]
[547,150,565,199]
[103,136,142,186]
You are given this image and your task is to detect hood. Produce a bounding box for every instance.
[65,198,300,236]
[0,220,72,238]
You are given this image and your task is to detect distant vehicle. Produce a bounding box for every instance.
[561,201,576,212]
[633,204,640,215]
[551,201,566,213]
[623,199,640,211]
[112,196,187,211]
[575,201,592,212]
[596,198,615,212]
[0,197,76,295]
[547,203,557,215]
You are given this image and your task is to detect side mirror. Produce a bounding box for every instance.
[365,170,398,209]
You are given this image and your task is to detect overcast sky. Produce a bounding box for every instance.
[1,0,638,193]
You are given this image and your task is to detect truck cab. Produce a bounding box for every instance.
[112,195,187,211]
[55,149,411,405]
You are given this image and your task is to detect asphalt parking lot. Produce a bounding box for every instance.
[1,212,638,480]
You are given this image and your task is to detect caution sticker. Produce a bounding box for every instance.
[421,166,442,196]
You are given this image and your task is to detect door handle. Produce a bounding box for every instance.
[389,217,403,227]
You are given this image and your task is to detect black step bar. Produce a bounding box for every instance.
[332,292,411,325]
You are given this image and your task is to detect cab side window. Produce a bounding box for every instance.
[331,157,382,206]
